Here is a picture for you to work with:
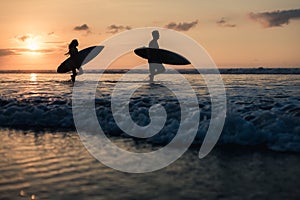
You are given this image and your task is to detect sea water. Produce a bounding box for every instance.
[0,71,299,152]
[0,70,300,200]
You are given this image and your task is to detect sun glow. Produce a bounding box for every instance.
[27,40,39,51]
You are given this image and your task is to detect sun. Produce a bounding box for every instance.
[27,39,39,51]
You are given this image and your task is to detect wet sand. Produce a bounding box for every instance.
[0,128,299,200]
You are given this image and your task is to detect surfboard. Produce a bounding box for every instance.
[134,47,190,65]
[57,46,104,73]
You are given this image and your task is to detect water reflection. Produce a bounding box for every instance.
[30,73,37,82]
[0,129,299,199]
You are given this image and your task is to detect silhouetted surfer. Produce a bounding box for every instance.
[65,39,82,82]
[148,30,166,82]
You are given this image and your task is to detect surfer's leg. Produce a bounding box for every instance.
[156,64,165,74]
[152,63,165,76]
[71,75,76,82]
[71,67,77,82]
[149,63,155,82]
[149,74,154,82]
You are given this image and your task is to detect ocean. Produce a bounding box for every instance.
[0,69,299,199]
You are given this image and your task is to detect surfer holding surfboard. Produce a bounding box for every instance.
[57,45,104,80]
[148,30,166,82]
[134,31,190,82]
[65,39,82,82]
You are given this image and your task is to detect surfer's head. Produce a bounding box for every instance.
[152,30,159,40]
[69,39,79,48]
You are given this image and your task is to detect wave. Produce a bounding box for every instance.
[1,95,299,153]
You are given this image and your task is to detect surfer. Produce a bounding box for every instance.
[65,39,80,82]
[148,30,166,82]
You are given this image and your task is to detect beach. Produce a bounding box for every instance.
[0,71,299,199]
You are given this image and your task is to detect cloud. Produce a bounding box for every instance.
[107,24,132,33]
[248,9,300,28]
[16,34,31,42]
[73,24,91,32]
[216,17,236,28]
[0,49,19,56]
[164,20,198,31]
[0,48,57,56]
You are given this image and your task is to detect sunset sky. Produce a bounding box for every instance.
[0,0,300,70]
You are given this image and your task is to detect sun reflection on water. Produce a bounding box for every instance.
[30,73,37,82]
